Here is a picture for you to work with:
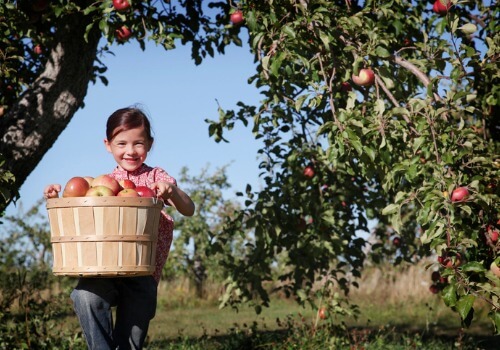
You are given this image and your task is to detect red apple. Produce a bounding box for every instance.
[113,0,131,12]
[451,186,469,202]
[63,177,90,197]
[318,307,328,320]
[115,26,132,42]
[433,0,451,15]
[230,10,244,25]
[352,68,375,87]
[135,185,156,197]
[392,236,401,247]
[489,230,499,243]
[86,186,115,197]
[119,179,136,190]
[92,175,121,195]
[431,271,441,282]
[33,44,43,55]
[429,284,440,294]
[117,188,140,197]
[32,0,49,12]
[340,82,352,93]
[303,166,315,179]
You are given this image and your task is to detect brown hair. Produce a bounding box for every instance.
[106,107,154,142]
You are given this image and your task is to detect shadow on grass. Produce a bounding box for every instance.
[146,324,500,350]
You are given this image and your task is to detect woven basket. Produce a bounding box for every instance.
[46,196,163,277]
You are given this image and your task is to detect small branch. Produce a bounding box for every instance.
[392,56,442,102]
[317,54,343,132]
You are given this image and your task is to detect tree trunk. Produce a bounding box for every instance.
[0,10,101,212]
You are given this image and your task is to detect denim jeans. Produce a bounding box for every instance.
[70,276,157,350]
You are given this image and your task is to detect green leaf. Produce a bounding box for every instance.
[456,295,475,323]
[382,203,399,215]
[442,284,457,307]
[460,262,486,273]
[282,25,296,39]
[375,46,390,58]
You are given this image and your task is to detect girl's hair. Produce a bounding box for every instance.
[106,107,154,141]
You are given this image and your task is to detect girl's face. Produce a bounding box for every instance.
[104,126,153,172]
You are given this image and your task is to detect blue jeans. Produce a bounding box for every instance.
[70,276,157,350]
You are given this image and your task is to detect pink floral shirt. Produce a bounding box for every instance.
[110,164,175,284]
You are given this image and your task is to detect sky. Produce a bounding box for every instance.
[5,35,264,217]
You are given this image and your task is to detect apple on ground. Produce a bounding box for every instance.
[451,186,469,202]
[92,174,121,195]
[117,188,140,197]
[352,68,375,87]
[135,186,156,197]
[230,10,244,25]
[113,0,131,12]
[318,307,328,320]
[63,177,90,197]
[115,26,132,42]
[86,186,115,197]
[303,165,315,179]
[119,179,136,190]
[433,0,451,15]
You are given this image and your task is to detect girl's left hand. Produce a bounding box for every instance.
[150,181,174,201]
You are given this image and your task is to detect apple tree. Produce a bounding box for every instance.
[205,0,500,332]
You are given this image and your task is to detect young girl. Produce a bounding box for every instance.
[43,107,195,349]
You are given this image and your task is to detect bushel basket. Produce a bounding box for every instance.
[46,196,163,277]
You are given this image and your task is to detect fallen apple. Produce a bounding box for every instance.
[135,185,156,197]
[63,177,90,197]
[117,188,140,197]
[352,68,375,87]
[86,185,115,197]
[451,186,469,202]
[92,174,121,195]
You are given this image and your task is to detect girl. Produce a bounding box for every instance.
[44,107,195,349]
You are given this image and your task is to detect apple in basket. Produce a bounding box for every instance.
[117,188,140,197]
[86,185,115,197]
[63,176,90,197]
[135,186,156,197]
[119,179,136,190]
[92,174,121,195]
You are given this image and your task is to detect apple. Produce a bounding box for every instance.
[32,0,49,12]
[117,188,140,197]
[303,165,315,179]
[433,0,451,16]
[92,174,121,195]
[230,10,244,25]
[113,0,131,12]
[86,185,115,197]
[392,236,401,247]
[431,271,441,282]
[119,179,136,190]
[429,284,440,294]
[83,176,94,187]
[490,261,500,278]
[340,82,352,93]
[451,186,469,202]
[33,44,43,55]
[63,177,90,197]
[135,185,156,197]
[352,68,375,87]
[489,230,499,243]
[115,26,132,42]
[318,307,328,320]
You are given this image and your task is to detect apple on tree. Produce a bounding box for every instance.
[451,186,469,202]
[230,10,244,25]
[318,307,328,320]
[113,0,131,12]
[86,185,115,197]
[63,176,90,197]
[33,44,43,55]
[135,186,156,197]
[115,26,132,42]
[433,0,451,16]
[92,174,121,195]
[352,68,375,87]
[340,82,352,93]
[303,165,315,179]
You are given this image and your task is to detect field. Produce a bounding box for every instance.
[139,263,499,349]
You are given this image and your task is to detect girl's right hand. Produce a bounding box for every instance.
[44,184,61,199]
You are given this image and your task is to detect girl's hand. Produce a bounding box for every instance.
[150,181,174,200]
[44,184,61,199]
[150,181,195,216]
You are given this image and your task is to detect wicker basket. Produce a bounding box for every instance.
[46,196,163,277]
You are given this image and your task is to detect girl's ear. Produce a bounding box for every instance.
[104,139,112,153]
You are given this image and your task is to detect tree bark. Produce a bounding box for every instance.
[0,10,101,211]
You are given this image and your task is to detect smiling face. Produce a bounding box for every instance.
[105,126,153,172]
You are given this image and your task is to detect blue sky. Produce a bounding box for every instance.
[6,37,264,217]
